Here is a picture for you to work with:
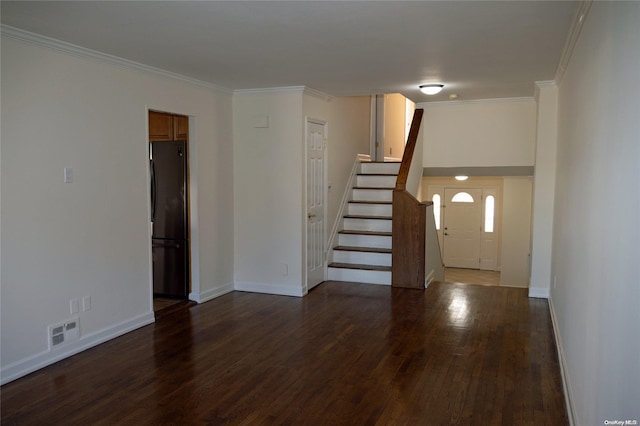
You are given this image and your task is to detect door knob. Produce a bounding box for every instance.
[444,233,448,236]
[308,213,316,219]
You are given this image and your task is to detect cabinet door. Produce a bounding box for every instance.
[173,115,189,141]
[149,111,173,141]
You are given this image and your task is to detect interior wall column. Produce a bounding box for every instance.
[529,81,558,298]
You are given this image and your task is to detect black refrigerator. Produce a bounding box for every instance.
[151,141,188,298]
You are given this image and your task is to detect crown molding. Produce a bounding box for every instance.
[234,86,306,95]
[535,81,557,88]
[417,97,534,108]
[1,24,233,94]
[555,1,592,84]
[234,86,333,102]
[303,87,333,102]
[534,81,558,99]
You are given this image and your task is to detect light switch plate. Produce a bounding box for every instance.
[64,167,73,183]
[252,115,270,128]
[70,298,79,315]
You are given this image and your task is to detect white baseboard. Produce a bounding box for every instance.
[1,312,155,385]
[189,281,234,303]
[548,296,576,426]
[528,287,550,298]
[234,281,305,297]
[425,270,435,287]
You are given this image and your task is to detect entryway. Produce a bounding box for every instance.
[426,176,533,288]
[149,110,191,315]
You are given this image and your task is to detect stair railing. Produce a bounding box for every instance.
[392,108,434,289]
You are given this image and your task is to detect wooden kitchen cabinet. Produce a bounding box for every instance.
[149,111,173,141]
[149,111,188,141]
[173,115,188,141]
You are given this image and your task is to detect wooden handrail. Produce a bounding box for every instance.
[392,108,426,289]
[395,108,424,191]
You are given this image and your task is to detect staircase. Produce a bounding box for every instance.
[327,161,400,285]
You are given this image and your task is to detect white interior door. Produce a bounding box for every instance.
[306,120,326,289]
[443,188,482,269]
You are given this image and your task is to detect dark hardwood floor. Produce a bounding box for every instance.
[1,281,567,425]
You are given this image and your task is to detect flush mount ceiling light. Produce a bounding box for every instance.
[419,84,444,95]
[455,175,469,181]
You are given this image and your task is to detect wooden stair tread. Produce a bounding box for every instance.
[362,161,401,164]
[344,214,392,220]
[348,200,392,205]
[357,173,398,176]
[333,246,392,254]
[328,262,392,271]
[338,230,392,236]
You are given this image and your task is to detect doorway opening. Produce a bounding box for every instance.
[425,175,533,288]
[148,110,192,316]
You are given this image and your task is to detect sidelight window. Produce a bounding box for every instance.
[484,195,495,232]
[432,194,441,230]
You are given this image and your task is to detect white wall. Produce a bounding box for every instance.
[424,204,444,284]
[384,93,407,159]
[529,82,558,298]
[420,99,536,167]
[233,90,305,296]
[501,177,532,288]
[232,90,369,297]
[1,36,234,383]
[551,3,640,424]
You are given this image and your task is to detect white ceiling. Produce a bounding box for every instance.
[1,1,578,102]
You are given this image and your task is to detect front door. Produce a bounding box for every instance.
[306,120,326,290]
[443,188,482,269]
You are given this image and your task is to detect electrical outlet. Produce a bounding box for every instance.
[82,296,91,312]
[280,263,289,276]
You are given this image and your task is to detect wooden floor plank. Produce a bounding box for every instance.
[1,282,568,425]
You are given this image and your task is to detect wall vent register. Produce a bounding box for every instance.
[49,318,80,349]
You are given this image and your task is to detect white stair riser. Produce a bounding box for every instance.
[356,175,396,188]
[352,189,393,202]
[328,267,391,285]
[338,233,391,249]
[344,218,392,233]
[333,251,391,267]
[348,203,392,217]
[360,163,401,175]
